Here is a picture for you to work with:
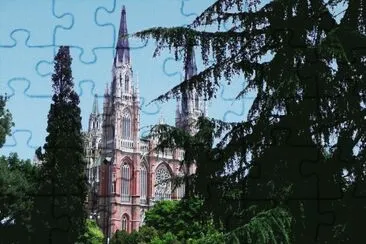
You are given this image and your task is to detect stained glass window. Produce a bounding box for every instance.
[154,164,171,200]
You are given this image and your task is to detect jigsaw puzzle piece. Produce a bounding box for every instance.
[52,0,116,62]
[95,0,149,51]
[220,82,254,122]
[51,0,151,63]
[0,31,55,97]
[0,0,72,47]
[3,129,37,149]
[1,79,51,157]
[180,0,231,30]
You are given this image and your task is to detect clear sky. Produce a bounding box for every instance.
[0,0,252,160]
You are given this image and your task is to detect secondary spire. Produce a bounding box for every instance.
[181,46,197,115]
[92,94,99,114]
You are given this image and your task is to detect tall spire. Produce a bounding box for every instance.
[92,94,99,114]
[116,5,130,64]
[181,46,197,115]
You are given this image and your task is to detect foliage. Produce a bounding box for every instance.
[144,198,219,241]
[134,0,366,242]
[0,95,14,148]
[224,207,292,244]
[110,229,141,244]
[76,219,104,244]
[0,153,38,243]
[110,198,222,243]
[150,232,179,244]
[31,46,88,243]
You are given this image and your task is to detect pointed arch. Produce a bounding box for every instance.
[121,109,132,139]
[154,163,172,201]
[121,214,129,232]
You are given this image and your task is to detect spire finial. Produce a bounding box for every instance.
[115,5,130,64]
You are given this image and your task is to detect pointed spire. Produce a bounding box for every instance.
[92,94,99,114]
[184,46,197,80]
[115,5,130,64]
[181,46,197,116]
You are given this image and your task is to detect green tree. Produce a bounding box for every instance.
[135,0,366,242]
[77,219,104,244]
[31,46,88,243]
[110,229,136,244]
[150,232,179,244]
[144,198,218,241]
[0,153,38,243]
[0,95,14,148]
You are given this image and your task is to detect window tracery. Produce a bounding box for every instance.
[154,164,171,200]
[121,111,131,139]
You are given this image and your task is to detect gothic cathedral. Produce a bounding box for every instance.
[83,5,206,237]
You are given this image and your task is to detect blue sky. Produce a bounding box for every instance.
[0,0,251,160]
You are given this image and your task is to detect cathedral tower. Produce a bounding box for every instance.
[100,5,142,236]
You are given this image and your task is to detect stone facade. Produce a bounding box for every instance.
[83,5,206,237]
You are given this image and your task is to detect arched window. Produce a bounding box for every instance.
[121,163,130,202]
[154,164,171,201]
[140,164,147,203]
[122,111,131,139]
[122,215,128,231]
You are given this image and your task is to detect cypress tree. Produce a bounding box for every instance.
[31,46,87,243]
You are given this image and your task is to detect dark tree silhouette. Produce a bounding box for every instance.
[135,0,366,242]
[31,46,87,243]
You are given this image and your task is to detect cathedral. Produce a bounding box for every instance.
[83,5,207,237]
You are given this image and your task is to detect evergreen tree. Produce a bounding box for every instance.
[135,0,366,242]
[31,46,87,243]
